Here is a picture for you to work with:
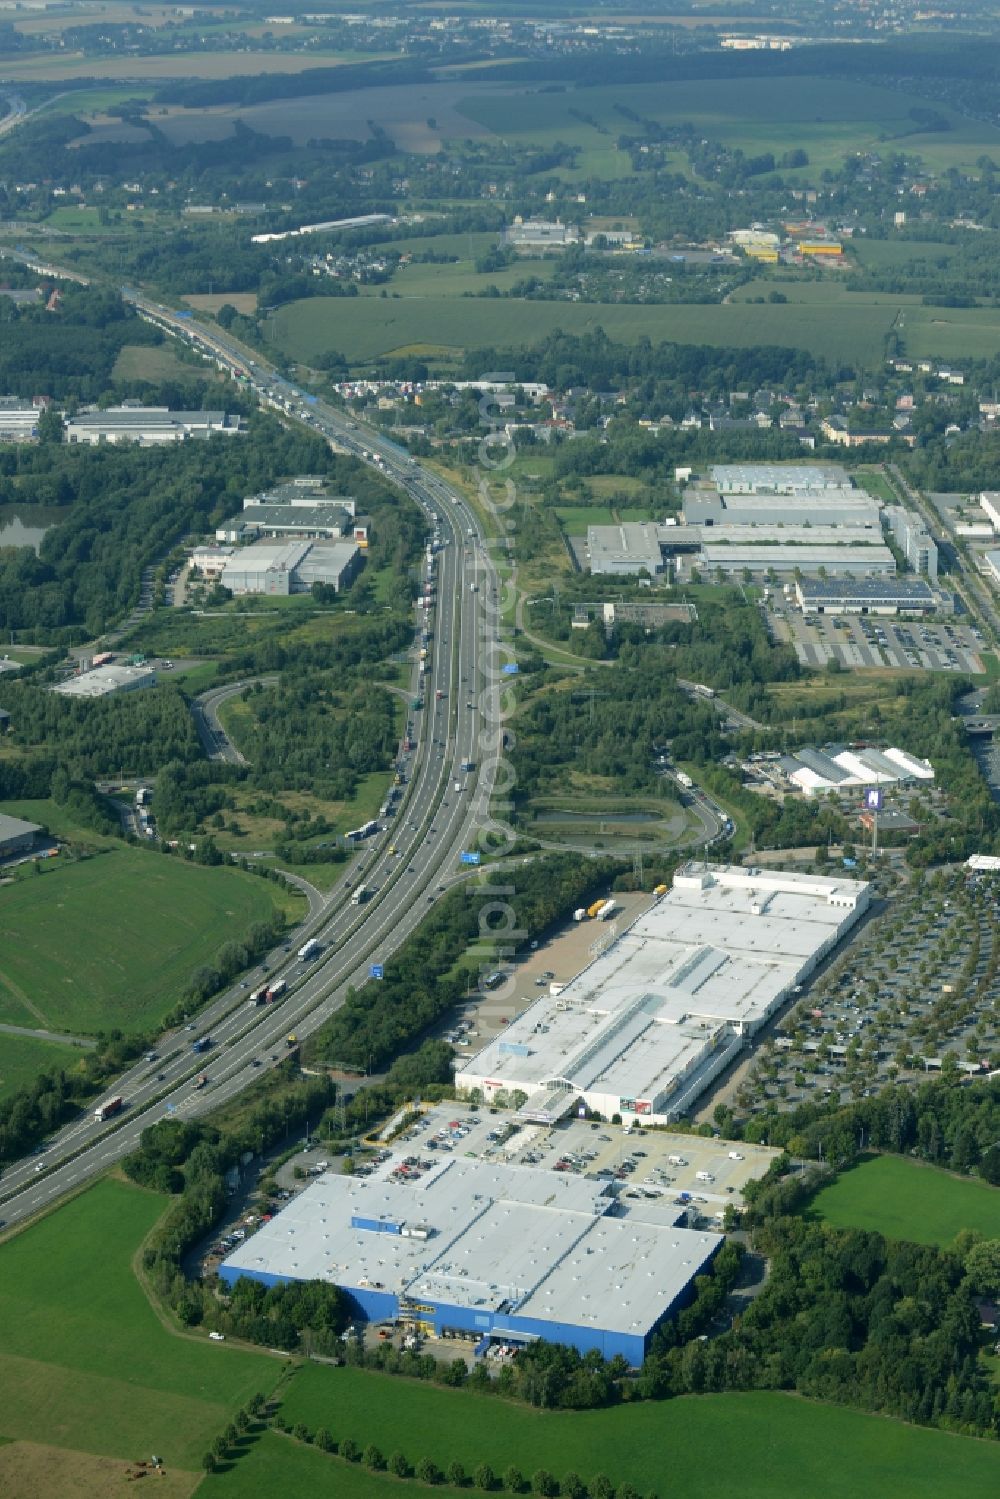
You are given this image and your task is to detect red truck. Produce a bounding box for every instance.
[94,1096,124,1122]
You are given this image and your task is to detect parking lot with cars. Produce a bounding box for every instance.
[768,602,983,673]
[391,1102,777,1225]
[737,866,999,1121]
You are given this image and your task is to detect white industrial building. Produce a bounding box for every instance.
[883,506,938,581]
[53,663,157,698]
[694,543,895,577]
[503,218,582,251]
[219,1151,720,1364]
[457,864,870,1125]
[794,577,941,615]
[782,744,934,797]
[984,551,1000,589]
[710,463,852,495]
[586,523,667,577]
[0,397,44,441]
[979,493,1000,534]
[219,538,361,596]
[683,489,880,527]
[64,405,244,445]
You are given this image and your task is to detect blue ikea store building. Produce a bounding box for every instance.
[220,1153,721,1364]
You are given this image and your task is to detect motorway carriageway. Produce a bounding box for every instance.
[0,295,503,1228]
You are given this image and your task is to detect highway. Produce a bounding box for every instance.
[0,292,504,1228]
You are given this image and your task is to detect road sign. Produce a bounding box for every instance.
[370,964,384,980]
[864,787,884,811]
[460,851,481,866]
[502,662,519,675]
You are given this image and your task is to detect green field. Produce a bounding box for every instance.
[205,1430,459,1498]
[279,1366,1000,1499]
[0,1179,279,1470]
[553,505,616,535]
[455,75,1000,179]
[0,846,299,1035]
[0,1029,88,1100]
[807,1155,1000,1246]
[0,796,121,849]
[267,293,896,367]
[113,341,222,384]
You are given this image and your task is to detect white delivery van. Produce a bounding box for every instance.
[668,1154,686,1166]
[695,1170,714,1183]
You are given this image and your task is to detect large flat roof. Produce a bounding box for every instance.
[459,865,868,1110]
[587,523,664,571]
[710,463,850,491]
[221,1153,718,1338]
[797,576,935,602]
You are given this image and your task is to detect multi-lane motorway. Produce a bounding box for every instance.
[0,285,504,1228]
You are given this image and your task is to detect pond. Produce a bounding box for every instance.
[0,506,64,552]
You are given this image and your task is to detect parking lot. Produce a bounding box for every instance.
[769,603,983,673]
[738,866,999,1120]
[392,1101,778,1222]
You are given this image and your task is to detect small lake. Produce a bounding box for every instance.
[0,506,64,552]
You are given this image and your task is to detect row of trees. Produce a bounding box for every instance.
[306,855,620,1073]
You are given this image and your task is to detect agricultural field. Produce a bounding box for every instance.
[204,1431,448,1499]
[266,293,895,368]
[112,341,223,384]
[0,1030,88,1102]
[0,797,121,850]
[0,1179,278,1472]
[455,75,1000,179]
[0,847,302,1036]
[278,1365,1000,1499]
[807,1155,1000,1246]
[0,49,387,83]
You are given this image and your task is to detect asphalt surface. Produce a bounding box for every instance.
[0,290,502,1228]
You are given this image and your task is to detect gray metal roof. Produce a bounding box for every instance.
[0,812,41,841]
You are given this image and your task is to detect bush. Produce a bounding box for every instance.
[475,1464,496,1491]
[417,1458,442,1485]
[364,1445,385,1471]
[533,1472,558,1497]
[389,1452,410,1477]
[504,1468,525,1493]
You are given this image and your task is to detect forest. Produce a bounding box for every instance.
[0,408,330,639]
[0,284,161,403]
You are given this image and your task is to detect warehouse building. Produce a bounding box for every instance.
[781,744,934,797]
[53,663,157,698]
[586,523,667,577]
[219,1154,721,1364]
[64,405,244,445]
[216,477,357,544]
[0,812,41,859]
[694,543,895,578]
[883,506,938,581]
[0,397,43,441]
[710,463,851,495]
[682,488,879,528]
[219,538,361,596]
[503,218,582,252]
[794,576,940,615]
[457,863,869,1126]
